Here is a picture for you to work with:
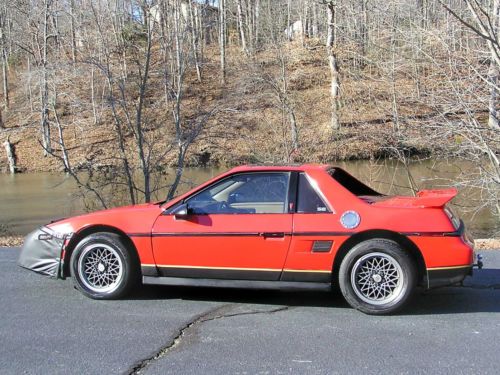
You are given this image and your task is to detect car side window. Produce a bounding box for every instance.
[296,173,330,213]
[186,172,290,214]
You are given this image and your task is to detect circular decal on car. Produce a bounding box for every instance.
[340,211,360,229]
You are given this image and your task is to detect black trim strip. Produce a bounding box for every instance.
[134,231,352,238]
[141,265,159,277]
[293,231,353,236]
[142,276,332,291]
[152,232,273,237]
[129,228,461,239]
[281,270,331,283]
[403,220,464,238]
[131,231,351,238]
[157,266,281,281]
[401,231,461,237]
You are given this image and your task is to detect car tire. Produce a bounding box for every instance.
[70,232,139,299]
[339,239,416,315]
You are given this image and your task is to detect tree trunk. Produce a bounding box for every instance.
[41,0,51,157]
[299,0,307,46]
[167,145,186,201]
[70,0,77,63]
[289,110,298,152]
[188,0,202,82]
[27,56,34,112]
[312,2,318,38]
[326,2,340,132]
[3,137,16,174]
[167,0,187,201]
[91,66,98,124]
[1,48,8,108]
[219,0,226,84]
[135,23,153,203]
[417,0,428,30]
[279,50,298,151]
[236,0,248,54]
[254,0,260,46]
[287,0,292,41]
[53,103,70,171]
[360,0,368,57]
[488,0,499,129]
[487,52,499,129]
[0,15,8,109]
[390,7,399,132]
[245,0,254,51]
[326,1,336,46]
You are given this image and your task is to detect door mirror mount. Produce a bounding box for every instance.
[173,203,190,220]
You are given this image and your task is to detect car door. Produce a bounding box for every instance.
[151,172,293,281]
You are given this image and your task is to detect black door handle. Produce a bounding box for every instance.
[262,232,285,239]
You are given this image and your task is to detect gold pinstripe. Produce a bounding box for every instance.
[427,265,471,271]
[283,269,331,273]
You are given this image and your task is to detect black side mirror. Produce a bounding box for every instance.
[173,203,190,220]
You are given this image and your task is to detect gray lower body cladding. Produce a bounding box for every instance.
[426,266,472,288]
[18,227,65,279]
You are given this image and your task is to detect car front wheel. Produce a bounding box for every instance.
[70,232,138,299]
[339,239,416,315]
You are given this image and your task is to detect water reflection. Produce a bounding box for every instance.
[0,160,497,237]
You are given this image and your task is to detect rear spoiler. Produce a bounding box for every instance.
[414,188,457,208]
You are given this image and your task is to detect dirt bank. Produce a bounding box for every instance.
[0,41,486,174]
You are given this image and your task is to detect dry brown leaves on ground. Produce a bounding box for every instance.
[0,236,24,247]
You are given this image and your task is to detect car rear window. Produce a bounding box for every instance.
[328,168,381,196]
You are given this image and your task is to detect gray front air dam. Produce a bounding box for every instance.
[18,227,66,279]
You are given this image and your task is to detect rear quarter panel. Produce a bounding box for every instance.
[306,168,471,270]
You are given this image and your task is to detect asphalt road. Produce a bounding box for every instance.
[1,247,500,375]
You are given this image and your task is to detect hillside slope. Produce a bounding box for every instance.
[0,40,494,173]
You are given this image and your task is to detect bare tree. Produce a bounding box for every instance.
[219,0,226,84]
[252,45,299,161]
[323,0,340,132]
[0,3,9,109]
[40,0,53,157]
[158,0,217,200]
[440,0,500,130]
[236,0,249,54]
[188,0,202,82]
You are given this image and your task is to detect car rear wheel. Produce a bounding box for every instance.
[339,239,416,315]
[70,232,139,299]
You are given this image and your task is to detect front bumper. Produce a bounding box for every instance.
[18,227,69,279]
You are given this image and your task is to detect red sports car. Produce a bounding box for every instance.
[18,164,480,314]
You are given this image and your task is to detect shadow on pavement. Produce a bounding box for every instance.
[132,284,348,308]
[129,267,500,315]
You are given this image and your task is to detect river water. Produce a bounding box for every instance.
[0,159,498,237]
